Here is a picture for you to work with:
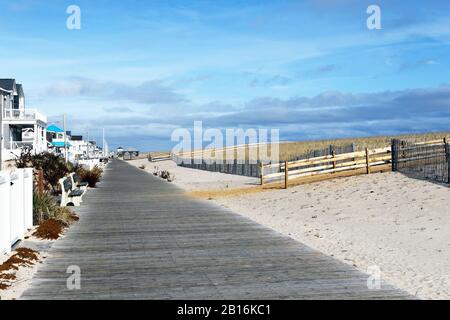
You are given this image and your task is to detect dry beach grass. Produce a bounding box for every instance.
[278,131,450,160]
[163,131,450,162]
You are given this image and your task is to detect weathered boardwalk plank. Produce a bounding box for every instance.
[21,160,410,299]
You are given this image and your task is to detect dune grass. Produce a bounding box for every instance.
[278,132,450,161]
[178,131,450,162]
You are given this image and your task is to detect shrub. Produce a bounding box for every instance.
[33,191,57,224]
[77,165,103,187]
[14,149,33,168]
[32,153,71,192]
[65,161,76,173]
[33,190,78,225]
[15,151,73,193]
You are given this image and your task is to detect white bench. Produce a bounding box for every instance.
[59,176,84,207]
[70,172,89,192]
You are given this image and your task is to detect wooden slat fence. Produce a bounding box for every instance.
[169,137,450,186]
[391,138,449,184]
[174,158,263,178]
[261,147,391,188]
[172,143,355,178]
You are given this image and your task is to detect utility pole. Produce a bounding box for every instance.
[63,113,68,163]
[102,128,105,157]
[87,131,90,159]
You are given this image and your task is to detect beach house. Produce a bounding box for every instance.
[0,79,48,161]
[46,124,72,159]
[68,135,102,161]
[88,140,103,158]
[69,135,86,160]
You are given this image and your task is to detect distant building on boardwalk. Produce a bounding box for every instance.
[116,146,139,160]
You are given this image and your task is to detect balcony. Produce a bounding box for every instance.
[3,140,48,161]
[2,108,47,123]
[5,141,33,150]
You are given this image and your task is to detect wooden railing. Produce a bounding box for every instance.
[261,147,392,188]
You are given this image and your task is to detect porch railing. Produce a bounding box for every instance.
[2,108,47,123]
[5,141,34,150]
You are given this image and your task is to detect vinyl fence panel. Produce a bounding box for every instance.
[0,172,11,257]
[0,169,34,262]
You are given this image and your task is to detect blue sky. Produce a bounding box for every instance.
[1,0,450,151]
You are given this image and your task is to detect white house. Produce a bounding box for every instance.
[68,135,86,161]
[0,79,47,162]
[68,135,99,161]
[46,126,106,162]
[87,140,103,159]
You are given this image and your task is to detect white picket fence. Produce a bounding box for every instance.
[0,168,33,260]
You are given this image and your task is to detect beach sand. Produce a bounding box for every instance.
[130,159,450,299]
[215,172,450,299]
[129,158,259,192]
[0,229,54,300]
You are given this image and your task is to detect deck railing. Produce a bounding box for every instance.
[5,140,34,150]
[2,108,47,123]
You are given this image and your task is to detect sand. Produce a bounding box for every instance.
[129,158,259,192]
[130,159,450,299]
[0,228,55,300]
[215,172,450,299]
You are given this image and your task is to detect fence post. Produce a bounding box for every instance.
[365,148,370,174]
[284,161,289,189]
[260,162,264,186]
[332,150,336,170]
[446,141,450,184]
[444,137,448,162]
[391,139,398,172]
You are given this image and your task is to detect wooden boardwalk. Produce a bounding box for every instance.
[22,160,410,299]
